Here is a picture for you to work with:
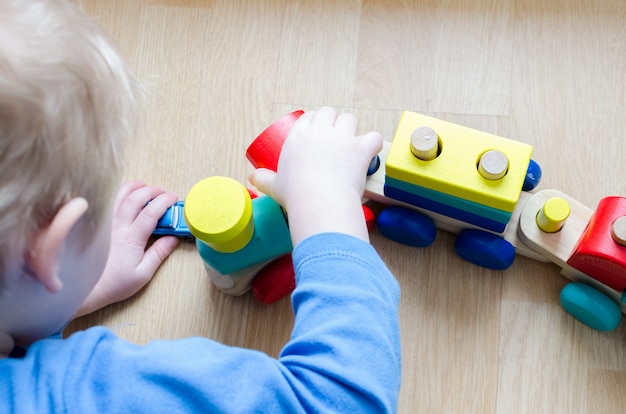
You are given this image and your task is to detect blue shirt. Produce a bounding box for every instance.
[1,233,401,413]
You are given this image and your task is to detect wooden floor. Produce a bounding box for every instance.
[67,1,626,412]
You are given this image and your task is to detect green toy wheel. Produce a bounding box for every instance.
[560,282,621,331]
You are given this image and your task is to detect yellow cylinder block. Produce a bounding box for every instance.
[184,176,254,253]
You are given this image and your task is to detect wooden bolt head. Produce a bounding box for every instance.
[478,149,509,180]
[410,126,439,161]
[610,215,626,246]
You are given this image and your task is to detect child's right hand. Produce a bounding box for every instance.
[249,107,382,246]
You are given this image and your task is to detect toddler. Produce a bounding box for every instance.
[0,1,401,412]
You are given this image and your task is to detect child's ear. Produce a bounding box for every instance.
[25,198,89,293]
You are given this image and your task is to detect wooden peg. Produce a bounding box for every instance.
[610,215,626,246]
[478,149,509,180]
[410,126,439,161]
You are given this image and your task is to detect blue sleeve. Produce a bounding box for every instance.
[0,233,401,413]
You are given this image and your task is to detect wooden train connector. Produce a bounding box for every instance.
[519,190,626,331]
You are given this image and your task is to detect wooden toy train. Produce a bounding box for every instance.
[157,110,626,332]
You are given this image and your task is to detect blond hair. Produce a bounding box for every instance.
[0,0,142,281]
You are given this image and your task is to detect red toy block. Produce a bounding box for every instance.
[251,205,377,304]
[246,110,304,171]
[363,204,376,232]
[567,196,626,292]
[247,188,259,199]
[252,254,296,304]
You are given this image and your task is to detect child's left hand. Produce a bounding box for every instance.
[74,181,180,317]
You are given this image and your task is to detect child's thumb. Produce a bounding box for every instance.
[358,131,384,159]
[248,168,277,199]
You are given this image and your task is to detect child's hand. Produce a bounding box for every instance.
[74,181,180,317]
[249,107,382,246]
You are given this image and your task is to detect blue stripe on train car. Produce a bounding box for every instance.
[384,175,513,224]
[384,184,508,233]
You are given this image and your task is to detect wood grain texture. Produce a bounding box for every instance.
[67,1,626,412]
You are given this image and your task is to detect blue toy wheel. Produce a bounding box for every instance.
[367,155,381,176]
[454,229,515,270]
[522,159,542,191]
[560,282,621,331]
[377,207,436,247]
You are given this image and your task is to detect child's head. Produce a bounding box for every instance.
[0,0,141,345]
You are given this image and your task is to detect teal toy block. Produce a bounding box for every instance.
[195,195,292,275]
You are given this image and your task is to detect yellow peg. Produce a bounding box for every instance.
[536,196,570,233]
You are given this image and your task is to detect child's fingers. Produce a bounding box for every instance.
[113,180,146,213]
[115,185,168,225]
[334,112,358,136]
[249,168,278,200]
[358,131,384,159]
[130,191,178,240]
[286,109,315,140]
[310,106,337,127]
[135,236,180,279]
